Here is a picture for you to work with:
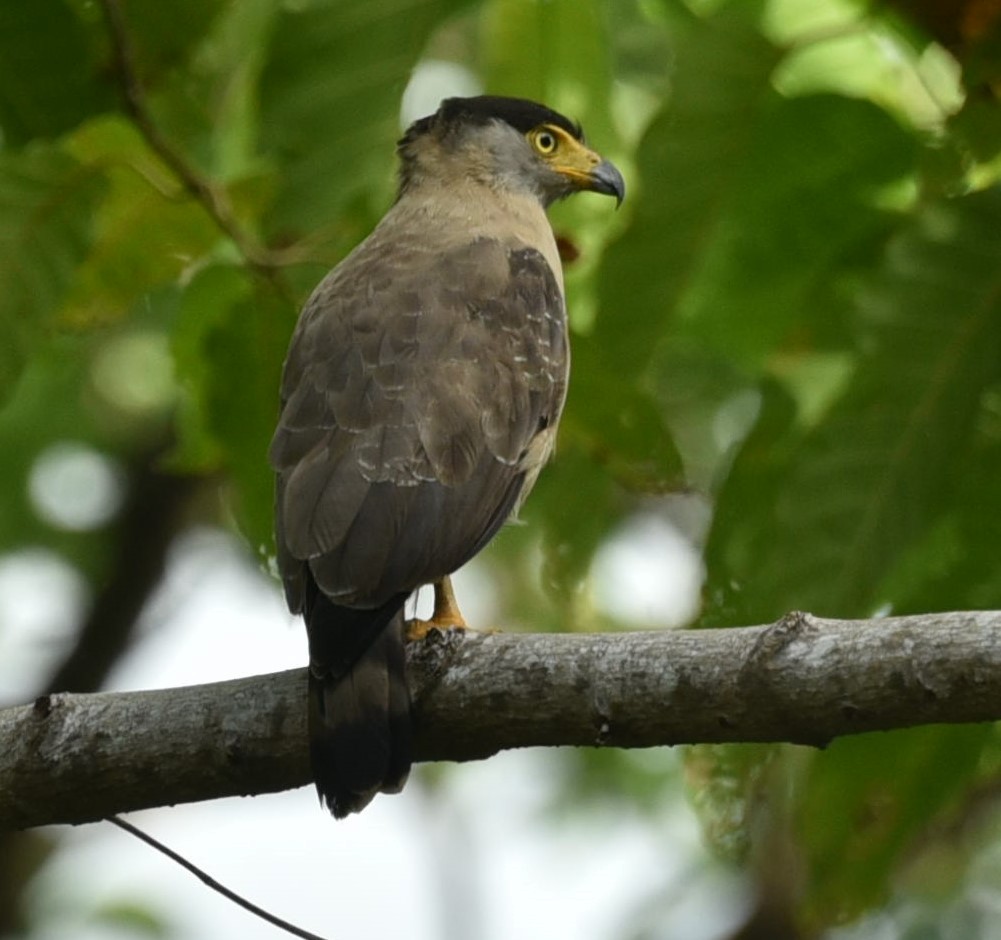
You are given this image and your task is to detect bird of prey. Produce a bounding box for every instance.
[269,95,624,817]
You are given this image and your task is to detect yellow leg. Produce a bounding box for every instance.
[405,576,469,641]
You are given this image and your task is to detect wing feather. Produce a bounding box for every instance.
[271,233,567,606]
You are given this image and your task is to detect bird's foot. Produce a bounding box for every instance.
[405,575,469,642]
[405,615,467,642]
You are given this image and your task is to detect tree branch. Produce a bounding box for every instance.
[3,610,1000,830]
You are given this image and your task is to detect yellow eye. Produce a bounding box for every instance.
[531,128,558,155]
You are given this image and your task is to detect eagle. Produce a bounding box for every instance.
[269,95,624,816]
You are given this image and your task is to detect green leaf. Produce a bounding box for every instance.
[706,188,1001,622]
[798,725,999,927]
[0,145,106,402]
[173,265,295,554]
[62,116,220,327]
[950,96,1001,169]
[563,338,683,493]
[697,378,799,627]
[0,0,113,146]
[117,0,229,88]
[676,93,915,366]
[594,6,782,375]
[258,0,473,240]
[528,444,622,597]
[598,16,917,378]
[130,0,280,190]
[887,429,1001,614]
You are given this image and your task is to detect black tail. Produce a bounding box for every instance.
[304,583,412,818]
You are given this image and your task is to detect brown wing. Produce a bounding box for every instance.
[269,235,567,612]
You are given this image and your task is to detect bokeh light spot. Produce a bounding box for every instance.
[91,331,175,416]
[28,442,126,531]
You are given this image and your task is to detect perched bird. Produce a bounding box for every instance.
[269,95,624,817]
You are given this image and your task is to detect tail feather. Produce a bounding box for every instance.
[304,582,412,818]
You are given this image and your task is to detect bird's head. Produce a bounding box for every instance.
[398,95,625,208]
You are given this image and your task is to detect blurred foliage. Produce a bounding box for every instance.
[3,0,1001,937]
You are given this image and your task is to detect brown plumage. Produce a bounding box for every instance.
[269,95,624,817]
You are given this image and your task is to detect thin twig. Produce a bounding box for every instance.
[97,0,276,275]
[107,816,330,940]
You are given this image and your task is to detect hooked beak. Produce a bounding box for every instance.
[548,133,626,207]
[586,159,625,207]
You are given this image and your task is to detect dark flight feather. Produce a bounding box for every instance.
[303,577,410,817]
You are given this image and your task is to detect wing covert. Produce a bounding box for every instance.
[269,234,567,605]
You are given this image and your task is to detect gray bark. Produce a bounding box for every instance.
[3,610,1000,830]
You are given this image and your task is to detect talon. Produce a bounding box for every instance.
[405,576,468,642]
[405,617,451,642]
